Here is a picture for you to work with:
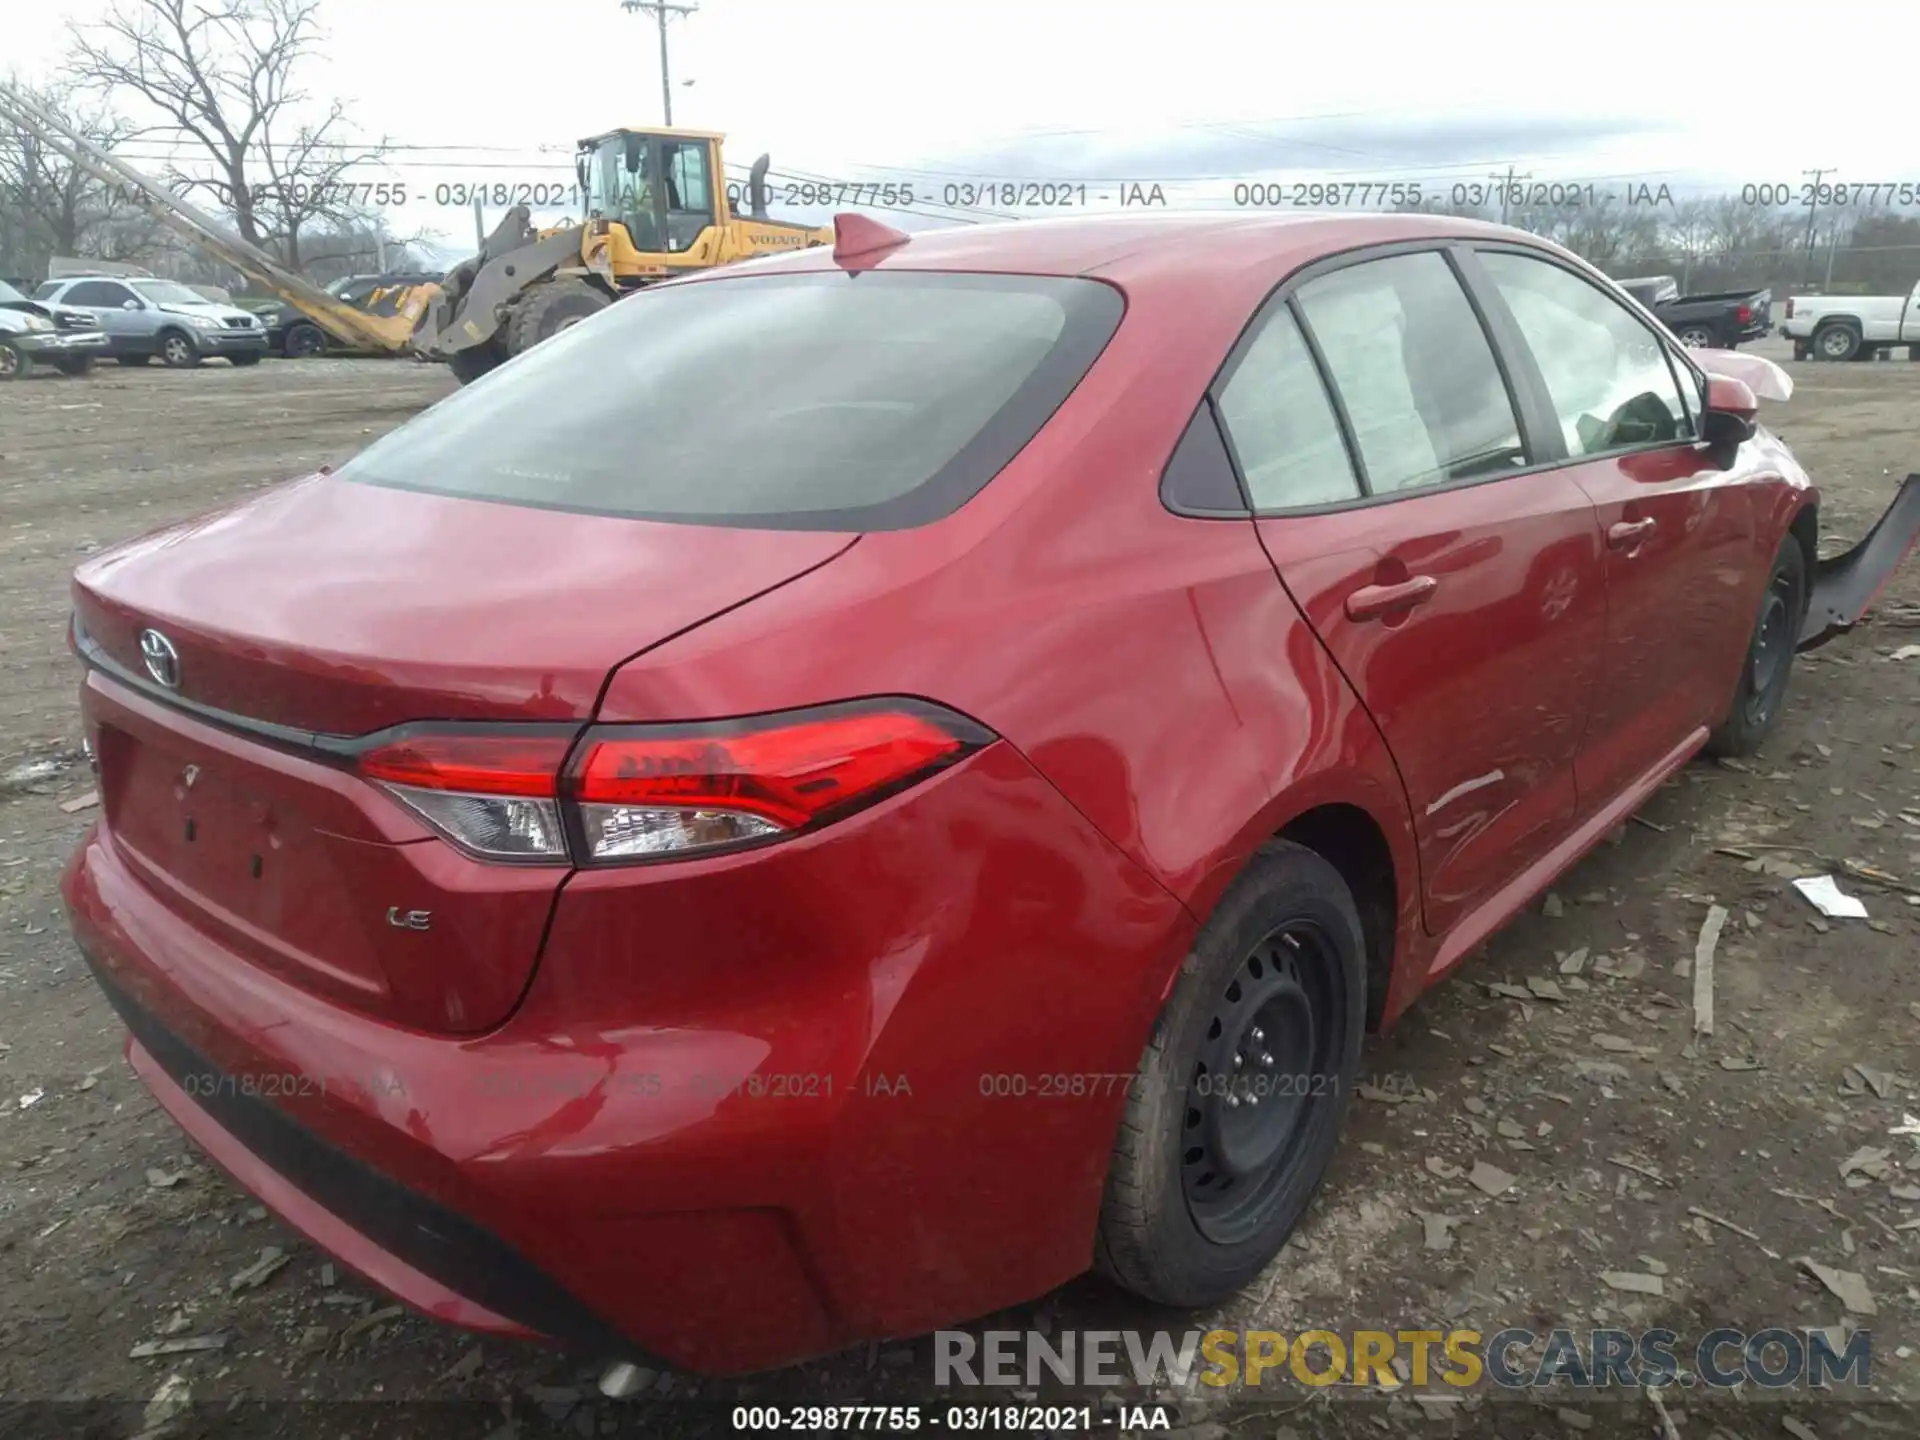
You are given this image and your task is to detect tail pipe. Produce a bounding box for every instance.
[1798,473,1920,650]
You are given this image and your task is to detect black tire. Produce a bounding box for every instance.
[445,341,507,386]
[1792,342,1812,361]
[1706,536,1808,758]
[0,339,26,381]
[1674,323,1717,349]
[504,279,611,358]
[1095,840,1365,1307]
[157,330,201,368]
[116,354,152,367]
[1813,322,1860,362]
[54,356,96,376]
[227,352,262,366]
[284,323,326,358]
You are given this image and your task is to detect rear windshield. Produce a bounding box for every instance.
[336,270,1124,530]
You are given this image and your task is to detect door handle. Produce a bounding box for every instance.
[1345,575,1438,621]
[1607,517,1657,550]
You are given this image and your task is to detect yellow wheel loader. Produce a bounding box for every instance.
[412,128,834,384]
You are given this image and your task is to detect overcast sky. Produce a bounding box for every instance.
[10,0,1918,257]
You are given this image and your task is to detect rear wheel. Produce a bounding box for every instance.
[54,356,96,377]
[504,279,611,358]
[284,322,326,358]
[1792,341,1812,361]
[116,353,152,367]
[0,340,26,381]
[228,352,262,366]
[158,330,201,368]
[1675,323,1717,349]
[1706,537,1808,758]
[1814,322,1860,361]
[1095,840,1364,1306]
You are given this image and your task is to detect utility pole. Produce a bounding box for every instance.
[620,0,699,127]
[1494,165,1532,226]
[1801,167,1832,290]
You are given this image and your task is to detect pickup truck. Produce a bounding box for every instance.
[1616,274,1772,349]
[1779,281,1920,361]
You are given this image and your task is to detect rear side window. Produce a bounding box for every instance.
[1215,305,1359,508]
[1296,252,1526,494]
[63,281,133,307]
[337,271,1123,531]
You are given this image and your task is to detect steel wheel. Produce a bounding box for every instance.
[1818,325,1859,360]
[1676,325,1715,349]
[0,341,22,380]
[1182,921,1346,1246]
[1743,572,1795,731]
[160,332,198,367]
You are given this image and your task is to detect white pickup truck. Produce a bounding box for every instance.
[1780,280,1920,361]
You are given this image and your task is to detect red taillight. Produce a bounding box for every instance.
[568,702,991,862]
[357,731,572,797]
[1736,304,1752,324]
[353,702,992,866]
[356,730,575,863]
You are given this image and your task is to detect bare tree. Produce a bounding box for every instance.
[0,77,164,278]
[66,0,396,269]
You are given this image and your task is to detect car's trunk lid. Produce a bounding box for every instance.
[73,474,856,1032]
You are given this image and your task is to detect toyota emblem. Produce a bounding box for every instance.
[139,629,181,689]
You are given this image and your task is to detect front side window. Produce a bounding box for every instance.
[336,271,1123,531]
[664,143,712,213]
[1295,251,1527,494]
[1214,304,1359,508]
[1477,250,1695,457]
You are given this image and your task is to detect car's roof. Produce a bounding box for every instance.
[716,210,1564,285]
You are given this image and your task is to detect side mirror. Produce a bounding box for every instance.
[121,298,141,311]
[1699,373,1758,461]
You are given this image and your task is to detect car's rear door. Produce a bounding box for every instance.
[1223,245,1608,937]
[1462,245,1755,806]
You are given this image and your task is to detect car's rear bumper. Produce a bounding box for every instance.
[61,741,1192,1373]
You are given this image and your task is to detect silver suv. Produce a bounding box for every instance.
[34,276,269,368]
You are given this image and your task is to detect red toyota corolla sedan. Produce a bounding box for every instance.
[61,210,1920,1375]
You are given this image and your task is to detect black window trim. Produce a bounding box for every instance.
[1460,240,1710,468]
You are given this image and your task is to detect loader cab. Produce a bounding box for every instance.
[579,127,721,258]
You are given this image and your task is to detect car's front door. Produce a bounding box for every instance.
[1223,247,1608,938]
[1466,246,1756,807]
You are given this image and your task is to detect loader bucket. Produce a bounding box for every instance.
[411,206,588,360]
[1798,472,1920,650]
